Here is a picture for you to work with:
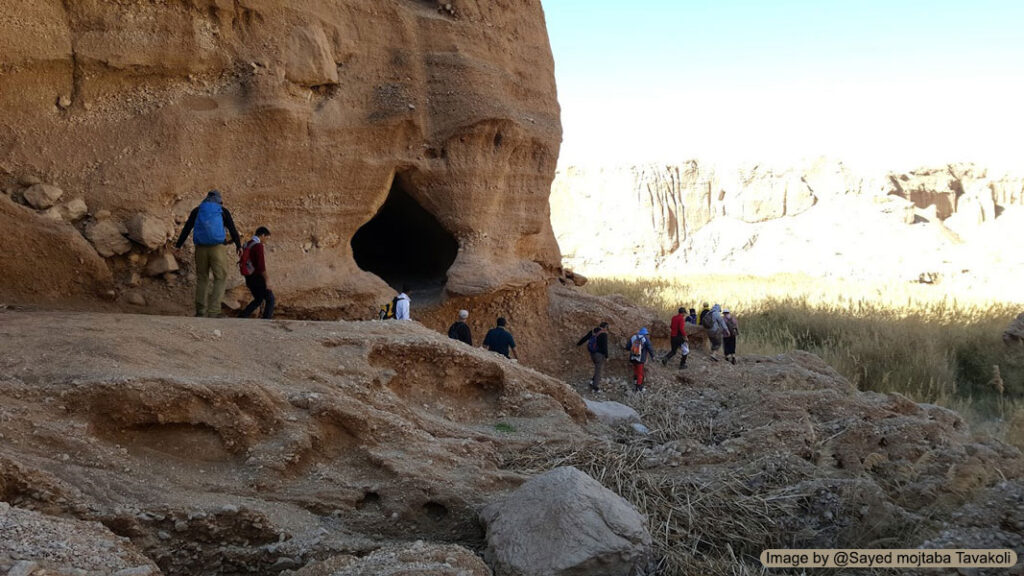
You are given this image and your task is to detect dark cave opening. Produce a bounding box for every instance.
[351,175,459,294]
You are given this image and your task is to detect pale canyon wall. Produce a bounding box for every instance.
[551,160,1024,280]
[0,0,562,312]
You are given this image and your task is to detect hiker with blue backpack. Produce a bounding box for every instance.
[576,321,610,392]
[238,226,275,319]
[626,327,656,392]
[174,189,242,318]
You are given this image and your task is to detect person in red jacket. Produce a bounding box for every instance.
[239,226,275,319]
[661,307,689,369]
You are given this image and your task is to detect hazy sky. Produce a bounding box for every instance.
[543,1,1024,168]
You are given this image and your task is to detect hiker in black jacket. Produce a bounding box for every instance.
[447,309,472,345]
[576,321,610,392]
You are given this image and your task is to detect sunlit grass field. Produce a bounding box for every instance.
[582,273,1024,446]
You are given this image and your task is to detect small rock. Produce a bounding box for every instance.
[8,561,39,576]
[57,95,72,109]
[157,530,171,540]
[60,198,88,221]
[126,213,169,250]
[94,209,112,220]
[113,567,155,576]
[86,218,132,257]
[124,292,147,307]
[41,207,64,221]
[631,423,651,435]
[128,271,142,287]
[23,183,64,209]
[18,175,42,186]
[212,329,222,338]
[174,520,188,532]
[220,504,239,514]
[270,557,302,571]
[145,252,179,277]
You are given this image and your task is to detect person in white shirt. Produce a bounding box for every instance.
[395,286,411,320]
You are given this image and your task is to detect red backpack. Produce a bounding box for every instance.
[239,241,256,276]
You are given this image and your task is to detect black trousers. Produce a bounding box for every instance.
[663,335,688,365]
[241,274,275,319]
[724,336,737,356]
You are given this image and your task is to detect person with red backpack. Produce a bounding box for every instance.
[238,226,275,319]
[576,321,609,392]
[625,327,656,392]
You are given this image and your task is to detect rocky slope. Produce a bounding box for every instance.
[1,300,1022,575]
[551,160,1024,291]
[0,0,562,313]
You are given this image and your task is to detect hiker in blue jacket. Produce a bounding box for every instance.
[174,189,241,318]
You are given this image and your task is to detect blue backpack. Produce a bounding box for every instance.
[193,201,224,246]
[587,331,599,353]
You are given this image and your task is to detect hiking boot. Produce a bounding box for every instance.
[729,356,736,365]
[660,357,667,366]
[679,363,687,369]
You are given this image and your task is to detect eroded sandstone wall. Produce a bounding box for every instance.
[0,0,562,311]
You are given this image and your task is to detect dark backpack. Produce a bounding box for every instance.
[378,296,399,320]
[587,331,599,353]
[700,311,714,329]
[239,241,256,276]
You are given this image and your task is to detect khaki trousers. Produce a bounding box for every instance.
[194,244,228,317]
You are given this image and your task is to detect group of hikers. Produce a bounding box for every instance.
[174,190,275,320]
[173,190,738,390]
[174,190,523,362]
[576,302,740,393]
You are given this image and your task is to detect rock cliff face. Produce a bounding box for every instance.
[551,160,1024,279]
[0,0,562,311]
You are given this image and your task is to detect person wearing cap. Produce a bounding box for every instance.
[708,304,730,360]
[174,189,242,318]
[662,307,689,369]
[482,317,518,360]
[576,321,610,392]
[698,302,712,327]
[447,309,473,345]
[626,327,656,392]
[239,226,275,319]
[723,309,739,364]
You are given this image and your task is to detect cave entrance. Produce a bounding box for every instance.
[351,174,458,299]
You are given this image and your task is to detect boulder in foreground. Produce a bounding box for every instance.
[481,466,651,576]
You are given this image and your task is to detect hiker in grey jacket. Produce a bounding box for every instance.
[709,304,730,360]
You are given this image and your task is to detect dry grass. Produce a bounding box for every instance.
[582,274,1024,439]
[502,383,922,575]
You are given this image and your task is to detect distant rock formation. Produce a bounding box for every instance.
[551,160,1024,279]
[0,1,562,312]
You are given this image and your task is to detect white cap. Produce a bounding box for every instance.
[458,309,469,320]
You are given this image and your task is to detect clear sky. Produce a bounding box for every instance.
[542,1,1024,169]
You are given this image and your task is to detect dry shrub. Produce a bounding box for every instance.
[501,385,918,575]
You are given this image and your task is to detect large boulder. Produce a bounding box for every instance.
[0,196,112,302]
[584,399,641,427]
[480,466,651,576]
